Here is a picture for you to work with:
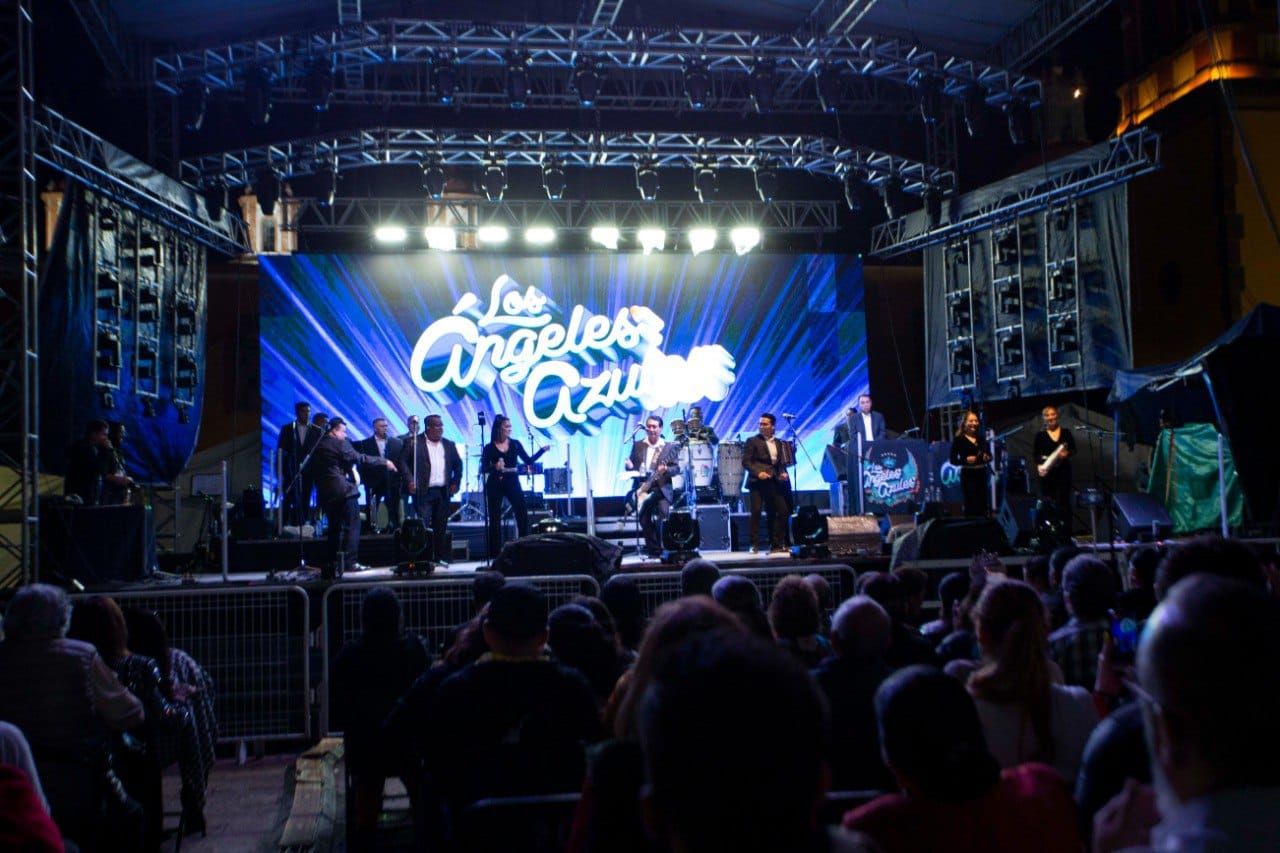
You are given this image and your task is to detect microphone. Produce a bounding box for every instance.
[781,412,798,420]
[901,427,920,436]
[478,411,487,427]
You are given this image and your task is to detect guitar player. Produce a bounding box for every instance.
[625,415,681,557]
[1034,404,1076,535]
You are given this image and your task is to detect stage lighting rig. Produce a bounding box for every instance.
[244,66,273,127]
[753,158,779,203]
[636,159,660,201]
[997,330,1024,368]
[694,162,718,203]
[683,60,710,109]
[202,182,226,220]
[432,54,458,105]
[841,169,867,213]
[946,292,970,330]
[749,59,777,113]
[477,224,510,244]
[1051,317,1079,354]
[179,82,207,131]
[255,168,279,216]
[962,87,987,137]
[422,159,446,200]
[525,226,556,245]
[879,178,910,219]
[506,52,530,108]
[572,55,602,107]
[374,225,407,244]
[688,227,716,255]
[660,510,701,563]
[730,226,761,255]
[481,157,507,202]
[789,507,830,559]
[423,225,457,250]
[305,57,334,112]
[394,518,436,574]
[949,340,974,381]
[590,225,620,249]
[1005,101,1031,145]
[321,162,339,208]
[816,64,844,113]
[638,227,666,254]
[542,157,567,201]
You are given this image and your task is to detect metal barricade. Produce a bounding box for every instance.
[81,586,311,743]
[616,564,859,620]
[320,574,599,735]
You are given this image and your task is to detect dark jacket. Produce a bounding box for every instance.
[332,633,431,774]
[812,655,896,791]
[276,420,322,472]
[834,411,886,446]
[628,439,682,504]
[744,434,794,488]
[353,434,404,494]
[399,435,463,494]
[311,435,385,505]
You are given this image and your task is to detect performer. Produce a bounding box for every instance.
[100,422,134,505]
[65,419,124,505]
[743,413,793,553]
[396,416,421,517]
[949,410,992,517]
[1033,404,1076,535]
[833,394,886,446]
[312,418,396,575]
[481,415,548,557]
[625,416,680,557]
[684,405,719,444]
[276,401,322,526]
[354,418,403,532]
[400,414,463,562]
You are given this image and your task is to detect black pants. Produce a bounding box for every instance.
[324,493,361,571]
[1041,470,1074,535]
[366,480,402,530]
[485,475,528,557]
[960,468,990,517]
[419,485,452,561]
[749,481,789,550]
[639,492,670,555]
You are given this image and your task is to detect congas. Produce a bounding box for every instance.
[544,466,572,494]
[717,440,745,497]
[686,443,716,490]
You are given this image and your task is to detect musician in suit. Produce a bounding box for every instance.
[625,416,681,557]
[743,413,793,554]
[1033,405,1076,535]
[480,415,548,557]
[312,418,396,575]
[354,418,404,532]
[833,394,886,446]
[277,401,322,526]
[949,410,992,518]
[399,414,463,562]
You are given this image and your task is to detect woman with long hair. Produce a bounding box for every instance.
[949,410,991,517]
[966,580,1097,784]
[480,414,548,556]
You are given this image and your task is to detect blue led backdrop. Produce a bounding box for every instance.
[259,253,867,498]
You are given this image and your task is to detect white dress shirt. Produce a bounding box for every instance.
[861,412,874,441]
[426,439,447,487]
[644,439,664,471]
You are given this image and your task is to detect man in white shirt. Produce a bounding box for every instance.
[399,414,463,561]
[626,416,678,557]
[354,417,404,532]
[834,394,886,447]
[744,413,792,553]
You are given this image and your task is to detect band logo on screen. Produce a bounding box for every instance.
[861,446,923,509]
[409,274,737,430]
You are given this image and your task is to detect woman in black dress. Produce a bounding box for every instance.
[1032,404,1076,534]
[949,410,992,517]
[481,415,548,556]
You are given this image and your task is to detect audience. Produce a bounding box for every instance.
[812,595,895,791]
[1024,555,1052,596]
[548,603,626,704]
[892,568,929,627]
[571,594,636,666]
[1116,545,1161,620]
[600,575,647,653]
[710,575,773,640]
[863,573,937,669]
[844,666,1081,852]
[0,723,62,852]
[921,571,969,644]
[968,580,1098,785]
[1048,555,1116,689]
[1044,545,1082,629]
[769,575,831,667]
[679,559,722,597]
[803,573,835,633]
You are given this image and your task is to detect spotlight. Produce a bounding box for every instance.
[305,56,334,112]
[255,168,279,216]
[374,224,407,244]
[321,165,338,208]
[1005,101,1031,145]
[688,227,716,255]
[432,55,458,105]
[636,159,660,201]
[572,55,602,107]
[730,226,761,255]
[917,76,942,124]
[962,87,987,137]
[660,509,701,562]
[477,224,509,244]
[816,64,844,113]
[1051,317,1079,354]
[789,506,830,558]
[178,81,207,131]
[202,182,226,220]
[693,162,717,203]
[421,159,446,200]
[753,159,779,203]
[842,169,866,213]
[244,66,273,127]
[879,178,908,220]
[950,340,974,380]
[749,59,777,113]
[481,159,507,202]
[506,52,530,108]
[997,330,1024,366]
[923,189,943,226]
[638,227,666,254]
[394,517,436,573]
[525,226,556,245]
[542,158,567,201]
[423,225,457,251]
[96,329,121,369]
[590,225,620,249]
[683,60,710,109]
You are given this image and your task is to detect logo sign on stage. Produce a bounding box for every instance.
[410,275,737,431]
[860,443,925,514]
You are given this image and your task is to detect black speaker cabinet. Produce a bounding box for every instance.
[39,500,155,586]
[1112,493,1174,541]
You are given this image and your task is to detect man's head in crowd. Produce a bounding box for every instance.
[893,568,928,623]
[936,571,970,627]
[1126,544,1163,592]
[1049,545,1083,589]
[830,595,891,661]
[768,575,822,642]
[2,583,72,642]
[638,630,831,851]
[1139,575,1280,813]
[680,559,722,598]
[85,419,111,448]
[1062,555,1116,621]
[1023,555,1051,594]
[360,586,403,642]
[472,571,506,614]
[481,582,549,658]
[1154,535,1264,601]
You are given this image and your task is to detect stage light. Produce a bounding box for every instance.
[477,224,510,244]
[636,159,660,201]
[730,226,761,255]
[255,168,279,216]
[506,52,530,108]
[432,55,458,104]
[525,226,556,245]
[749,59,777,113]
[481,160,507,202]
[590,225,620,249]
[923,189,943,226]
[918,75,942,124]
[683,60,710,109]
[179,81,207,131]
[1005,101,1031,145]
[842,169,866,213]
[421,160,446,200]
[243,65,273,127]
[789,506,830,558]
[572,55,602,106]
[202,182,226,220]
[423,225,457,251]
[962,87,987,137]
[305,56,334,112]
[879,178,906,220]
[638,227,666,254]
[694,163,717,203]
[753,159,779,203]
[660,509,701,562]
[395,518,436,573]
[816,64,843,113]
[321,165,338,208]
[542,158,567,201]
[688,227,716,255]
[374,225,407,244]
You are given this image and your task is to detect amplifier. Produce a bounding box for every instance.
[694,504,731,551]
[827,514,882,555]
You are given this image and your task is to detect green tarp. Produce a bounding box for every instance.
[1147,423,1244,533]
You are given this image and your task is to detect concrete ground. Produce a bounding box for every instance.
[159,754,298,853]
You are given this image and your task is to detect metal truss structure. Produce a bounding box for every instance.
[65,0,139,84]
[284,196,841,236]
[181,127,956,196]
[993,0,1115,71]
[869,127,1160,257]
[152,18,1042,111]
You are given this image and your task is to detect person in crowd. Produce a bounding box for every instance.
[480,415,548,557]
[679,558,721,597]
[711,575,773,641]
[1117,544,1161,620]
[1153,534,1264,600]
[1024,555,1052,596]
[1048,555,1116,689]
[803,573,835,634]
[812,595,895,791]
[399,414,463,561]
[65,418,129,506]
[949,410,992,518]
[426,583,600,810]
[600,575,646,654]
[833,394,886,446]
[354,417,404,533]
[570,595,635,667]
[276,401,321,526]
[922,571,969,645]
[0,585,145,849]
[863,573,937,669]
[1033,405,1076,535]
[331,587,431,849]
[637,630,877,853]
[769,575,830,667]
[1093,575,1280,852]
[843,666,1081,852]
[1044,544,1082,629]
[0,724,62,852]
[967,580,1098,785]
[892,567,929,627]
[547,603,626,705]
[743,413,793,553]
[311,417,396,574]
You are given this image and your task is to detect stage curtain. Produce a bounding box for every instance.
[1146,423,1244,533]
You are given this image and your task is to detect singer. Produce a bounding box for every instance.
[481,414,548,557]
[1033,404,1076,534]
[743,413,793,553]
[400,414,463,562]
[949,410,991,517]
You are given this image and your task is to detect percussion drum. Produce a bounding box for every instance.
[544,466,572,494]
[717,440,745,497]
[672,443,716,492]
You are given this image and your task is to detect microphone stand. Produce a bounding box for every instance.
[277,424,327,577]
[622,423,644,558]
[477,413,490,568]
